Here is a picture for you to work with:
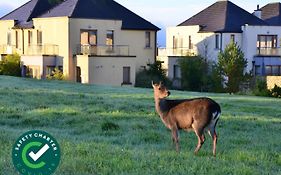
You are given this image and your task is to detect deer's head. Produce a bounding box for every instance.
[152,81,170,99]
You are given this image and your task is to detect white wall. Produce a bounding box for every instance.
[242,25,281,71]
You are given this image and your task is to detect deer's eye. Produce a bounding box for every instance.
[158,88,161,90]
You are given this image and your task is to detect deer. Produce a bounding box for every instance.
[152,82,221,156]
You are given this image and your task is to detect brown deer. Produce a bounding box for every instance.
[152,82,221,156]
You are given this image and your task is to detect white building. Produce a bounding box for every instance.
[158,1,281,88]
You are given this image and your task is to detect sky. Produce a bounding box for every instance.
[0,0,277,46]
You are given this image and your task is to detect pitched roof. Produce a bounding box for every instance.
[0,0,60,28]
[260,3,281,26]
[178,0,267,33]
[39,0,159,31]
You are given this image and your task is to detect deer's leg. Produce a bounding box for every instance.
[171,128,179,152]
[193,126,204,154]
[209,128,218,157]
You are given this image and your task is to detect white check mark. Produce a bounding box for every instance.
[28,144,50,162]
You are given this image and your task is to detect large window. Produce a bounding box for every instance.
[265,65,281,76]
[215,34,220,49]
[257,35,277,48]
[106,30,114,46]
[80,30,97,45]
[37,30,42,45]
[231,34,235,43]
[7,31,11,46]
[15,31,19,48]
[145,31,151,48]
[188,35,193,49]
[28,30,33,45]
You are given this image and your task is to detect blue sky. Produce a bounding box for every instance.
[0,0,276,46]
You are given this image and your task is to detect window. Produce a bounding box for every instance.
[173,65,181,79]
[255,65,261,76]
[106,30,114,46]
[145,31,151,48]
[265,66,272,75]
[28,31,33,45]
[257,35,277,48]
[46,66,55,76]
[15,31,19,48]
[231,34,235,43]
[272,66,279,75]
[37,30,42,45]
[188,35,193,49]
[7,31,11,46]
[80,30,97,45]
[173,36,178,49]
[123,67,131,84]
[215,34,220,49]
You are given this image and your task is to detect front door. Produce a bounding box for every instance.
[76,66,81,83]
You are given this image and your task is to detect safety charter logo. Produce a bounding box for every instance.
[12,130,61,175]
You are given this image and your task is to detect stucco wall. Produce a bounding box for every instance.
[33,17,69,78]
[76,55,136,86]
[166,25,242,62]
[69,18,156,73]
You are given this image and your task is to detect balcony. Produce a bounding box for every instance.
[25,44,59,56]
[256,47,281,56]
[77,44,130,56]
[0,45,17,54]
[158,47,195,57]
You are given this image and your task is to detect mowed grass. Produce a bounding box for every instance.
[0,76,280,175]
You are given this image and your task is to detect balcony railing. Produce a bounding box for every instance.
[25,44,59,56]
[0,45,17,54]
[256,47,281,56]
[77,44,130,56]
[158,47,195,57]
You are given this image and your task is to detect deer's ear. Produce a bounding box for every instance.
[151,81,155,88]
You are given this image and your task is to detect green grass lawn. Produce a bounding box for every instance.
[0,76,280,175]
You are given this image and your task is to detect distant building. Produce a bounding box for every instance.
[0,0,159,86]
[158,1,281,88]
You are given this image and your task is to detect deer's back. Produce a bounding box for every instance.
[166,98,220,130]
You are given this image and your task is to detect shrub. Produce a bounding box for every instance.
[101,121,120,131]
[135,61,171,88]
[270,85,281,98]
[0,54,21,77]
[178,56,224,92]
[46,68,65,80]
[252,77,271,97]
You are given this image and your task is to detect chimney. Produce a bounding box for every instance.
[253,4,262,19]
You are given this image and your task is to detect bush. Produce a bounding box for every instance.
[270,85,281,98]
[178,56,224,92]
[135,61,171,88]
[46,68,65,80]
[0,54,21,77]
[252,77,271,97]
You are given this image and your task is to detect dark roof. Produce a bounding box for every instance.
[178,0,267,33]
[260,3,281,26]
[39,0,159,31]
[0,0,60,28]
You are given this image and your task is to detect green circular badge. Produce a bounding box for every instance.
[12,130,61,175]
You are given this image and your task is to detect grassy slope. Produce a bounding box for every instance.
[0,76,280,175]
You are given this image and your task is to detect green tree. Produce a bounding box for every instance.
[135,61,171,88]
[0,54,21,77]
[217,42,247,93]
[178,56,208,91]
